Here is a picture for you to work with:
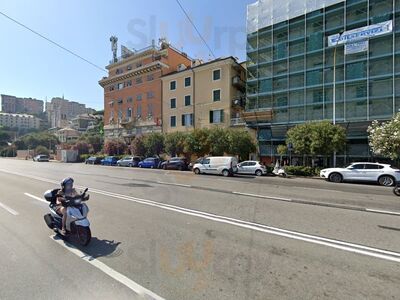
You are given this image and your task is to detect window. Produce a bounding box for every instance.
[127,108,132,118]
[170,81,176,90]
[137,94,142,101]
[213,69,221,81]
[137,105,142,117]
[127,97,133,103]
[127,65,132,71]
[147,91,154,99]
[170,116,176,127]
[117,83,124,90]
[170,98,176,109]
[136,62,142,68]
[203,158,210,164]
[364,164,380,170]
[213,90,221,102]
[184,95,191,106]
[136,77,143,84]
[147,103,153,116]
[209,110,224,124]
[147,74,154,81]
[126,80,132,87]
[352,164,365,169]
[184,77,191,87]
[181,113,193,126]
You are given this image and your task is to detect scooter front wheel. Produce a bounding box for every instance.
[76,226,91,246]
[393,186,400,197]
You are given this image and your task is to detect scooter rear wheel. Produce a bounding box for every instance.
[76,226,91,246]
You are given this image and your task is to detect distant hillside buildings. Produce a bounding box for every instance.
[0,94,44,115]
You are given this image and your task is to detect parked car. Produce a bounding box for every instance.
[237,161,267,176]
[117,156,141,167]
[138,157,160,169]
[161,157,189,171]
[100,156,118,166]
[33,155,49,162]
[192,156,238,177]
[320,162,400,186]
[85,156,102,165]
[189,158,203,171]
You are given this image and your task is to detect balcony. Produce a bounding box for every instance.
[232,97,246,108]
[242,109,273,123]
[232,76,245,91]
[230,117,246,126]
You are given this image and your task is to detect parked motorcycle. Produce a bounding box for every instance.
[273,161,287,178]
[43,188,91,246]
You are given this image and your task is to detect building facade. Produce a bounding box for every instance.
[0,112,41,129]
[0,94,44,115]
[162,57,246,133]
[246,0,399,165]
[46,97,95,129]
[99,40,192,141]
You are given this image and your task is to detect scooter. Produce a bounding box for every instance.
[273,166,287,178]
[393,182,400,196]
[43,188,91,246]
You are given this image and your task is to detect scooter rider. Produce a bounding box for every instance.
[56,177,78,235]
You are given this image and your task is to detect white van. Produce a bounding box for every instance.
[192,156,238,177]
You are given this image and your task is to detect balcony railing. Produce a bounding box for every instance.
[230,118,246,126]
[232,76,245,91]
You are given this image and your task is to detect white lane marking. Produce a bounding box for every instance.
[232,191,292,202]
[82,189,400,263]
[157,181,192,188]
[24,192,47,203]
[50,235,164,300]
[3,169,400,262]
[0,201,19,215]
[366,209,400,216]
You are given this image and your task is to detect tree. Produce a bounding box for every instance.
[208,127,229,156]
[368,113,400,160]
[0,130,10,147]
[104,140,127,156]
[130,136,147,157]
[15,132,59,151]
[144,133,164,156]
[227,129,256,161]
[185,129,211,157]
[165,132,187,157]
[286,121,346,165]
[35,145,49,155]
[277,144,287,156]
[79,133,103,153]
[73,141,91,155]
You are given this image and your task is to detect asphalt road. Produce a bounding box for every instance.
[0,158,399,300]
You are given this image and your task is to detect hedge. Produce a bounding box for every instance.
[284,166,321,177]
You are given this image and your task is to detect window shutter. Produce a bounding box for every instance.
[209,111,213,123]
[182,115,185,126]
[220,110,224,123]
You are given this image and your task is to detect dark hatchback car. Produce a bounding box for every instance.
[85,156,102,165]
[101,156,118,166]
[161,157,189,171]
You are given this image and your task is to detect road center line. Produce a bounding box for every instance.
[24,192,47,203]
[49,235,164,300]
[4,169,400,263]
[157,181,192,188]
[232,191,292,202]
[0,201,19,216]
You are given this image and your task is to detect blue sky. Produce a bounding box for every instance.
[0,0,254,110]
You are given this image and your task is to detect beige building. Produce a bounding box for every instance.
[0,112,41,129]
[56,128,80,144]
[161,57,246,133]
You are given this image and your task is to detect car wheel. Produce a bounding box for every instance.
[222,169,230,177]
[139,165,142,168]
[378,175,395,186]
[328,172,343,183]
[255,170,263,176]
[179,166,184,171]
[151,165,154,169]
[128,163,133,167]
[194,168,200,175]
[163,165,167,170]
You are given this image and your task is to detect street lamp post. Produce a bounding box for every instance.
[332,30,344,167]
